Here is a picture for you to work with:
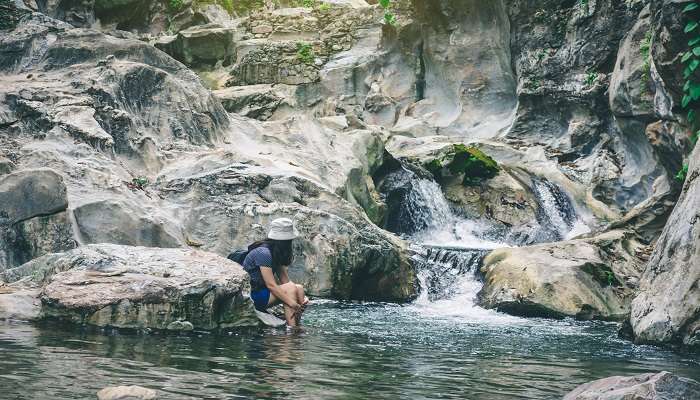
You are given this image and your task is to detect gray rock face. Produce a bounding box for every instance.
[629,144,700,348]
[213,84,289,120]
[479,230,647,320]
[564,371,700,400]
[38,244,259,330]
[73,199,183,248]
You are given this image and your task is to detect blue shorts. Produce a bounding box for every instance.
[250,288,270,311]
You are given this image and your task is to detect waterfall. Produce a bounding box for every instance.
[378,164,586,319]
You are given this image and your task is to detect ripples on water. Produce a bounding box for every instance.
[1,302,699,400]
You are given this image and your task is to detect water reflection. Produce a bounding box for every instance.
[1,301,699,400]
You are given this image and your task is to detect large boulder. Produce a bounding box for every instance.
[629,144,700,348]
[479,230,646,320]
[0,169,75,270]
[564,371,700,400]
[157,158,416,301]
[154,24,237,68]
[27,244,260,330]
[0,169,68,225]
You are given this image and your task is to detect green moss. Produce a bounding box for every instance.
[424,144,499,186]
[296,42,314,64]
[424,159,443,177]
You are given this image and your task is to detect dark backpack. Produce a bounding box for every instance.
[227,249,249,264]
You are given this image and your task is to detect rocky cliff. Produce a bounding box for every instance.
[0,0,697,341]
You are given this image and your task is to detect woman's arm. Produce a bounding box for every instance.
[261,266,299,309]
[277,266,291,285]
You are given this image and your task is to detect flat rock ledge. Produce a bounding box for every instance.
[563,371,700,400]
[2,244,260,330]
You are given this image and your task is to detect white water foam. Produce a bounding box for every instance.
[404,176,586,325]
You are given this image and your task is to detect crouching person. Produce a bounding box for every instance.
[242,218,309,327]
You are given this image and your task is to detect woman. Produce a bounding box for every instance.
[242,218,309,327]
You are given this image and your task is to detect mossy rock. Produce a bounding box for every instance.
[422,144,499,186]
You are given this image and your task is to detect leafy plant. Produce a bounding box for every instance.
[132,176,149,189]
[296,42,314,64]
[318,2,331,11]
[379,0,396,26]
[676,164,689,182]
[584,71,598,87]
[682,2,700,146]
[605,271,615,287]
[169,0,184,11]
[300,0,315,7]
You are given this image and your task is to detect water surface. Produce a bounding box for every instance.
[1,301,698,400]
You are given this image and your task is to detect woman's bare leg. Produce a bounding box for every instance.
[277,282,301,327]
[294,284,307,325]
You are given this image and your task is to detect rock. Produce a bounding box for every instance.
[1,211,77,270]
[155,24,236,68]
[609,6,654,118]
[157,161,415,301]
[563,371,700,400]
[0,288,41,321]
[629,144,700,348]
[0,156,14,175]
[0,169,68,225]
[166,320,194,331]
[38,244,259,330]
[479,230,646,320]
[96,386,158,400]
[73,199,183,248]
[213,84,289,120]
[1,14,229,153]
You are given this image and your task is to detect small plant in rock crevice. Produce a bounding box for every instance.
[584,71,598,87]
[379,0,396,26]
[640,30,652,87]
[676,164,689,182]
[169,0,184,11]
[296,42,314,64]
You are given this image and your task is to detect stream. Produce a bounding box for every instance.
[1,174,699,399]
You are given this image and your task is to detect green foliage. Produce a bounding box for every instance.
[424,144,500,186]
[298,0,315,7]
[318,2,331,11]
[379,0,396,26]
[683,2,700,149]
[584,71,598,87]
[605,271,615,287]
[296,42,314,64]
[169,0,184,11]
[131,176,149,190]
[676,164,689,182]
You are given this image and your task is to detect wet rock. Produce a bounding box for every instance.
[0,288,41,321]
[479,230,646,321]
[39,244,259,330]
[563,371,700,400]
[96,385,158,400]
[629,144,700,348]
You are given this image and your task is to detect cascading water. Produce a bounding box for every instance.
[378,165,588,320]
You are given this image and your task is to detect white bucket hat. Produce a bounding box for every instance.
[267,218,300,241]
